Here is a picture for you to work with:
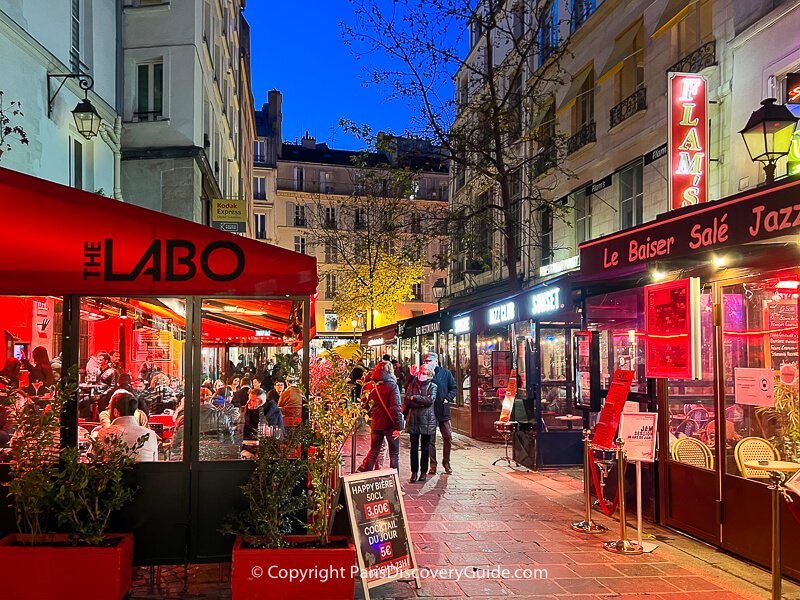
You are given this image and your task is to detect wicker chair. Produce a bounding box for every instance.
[671,437,714,470]
[734,437,779,479]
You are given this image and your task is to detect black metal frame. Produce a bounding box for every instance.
[667,40,716,75]
[566,121,596,155]
[609,87,647,129]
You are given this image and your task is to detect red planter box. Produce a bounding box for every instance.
[231,535,357,600]
[0,533,133,600]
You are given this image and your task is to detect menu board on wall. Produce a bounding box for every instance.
[492,351,512,388]
[644,278,701,379]
[764,299,798,371]
[342,469,420,593]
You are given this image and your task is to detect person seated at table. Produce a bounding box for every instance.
[95,392,157,462]
[266,379,284,406]
[243,387,284,443]
[99,389,149,429]
[21,346,55,396]
[146,373,175,413]
[211,379,227,408]
[232,377,252,407]
[0,357,22,391]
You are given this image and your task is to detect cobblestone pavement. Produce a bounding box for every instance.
[130,430,800,599]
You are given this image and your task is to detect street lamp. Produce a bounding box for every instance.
[47,72,102,140]
[739,98,798,183]
[432,277,446,312]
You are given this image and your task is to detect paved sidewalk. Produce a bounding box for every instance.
[130,431,800,599]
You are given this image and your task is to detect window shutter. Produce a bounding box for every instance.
[286,201,295,226]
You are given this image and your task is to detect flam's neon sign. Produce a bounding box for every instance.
[669,73,708,210]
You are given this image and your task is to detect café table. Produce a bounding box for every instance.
[555,414,583,430]
[743,460,800,600]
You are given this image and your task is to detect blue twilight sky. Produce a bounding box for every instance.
[245,1,420,151]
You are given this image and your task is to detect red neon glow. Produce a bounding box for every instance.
[723,326,798,337]
[669,74,708,210]
[775,280,800,290]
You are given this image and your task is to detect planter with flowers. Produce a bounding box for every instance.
[225,354,366,599]
[0,368,141,600]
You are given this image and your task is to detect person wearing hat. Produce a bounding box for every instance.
[423,352,457,475]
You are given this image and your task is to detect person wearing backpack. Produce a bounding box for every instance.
[361,361,403,473]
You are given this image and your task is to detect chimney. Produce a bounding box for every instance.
[267,89,283,158]
[301,130,317,149]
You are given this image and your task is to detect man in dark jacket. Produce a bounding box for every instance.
[424,352,457,475]
[361,362,403,473]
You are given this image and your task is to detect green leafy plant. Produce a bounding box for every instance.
[53,434,143,545]
[306,354,367,546]
[757,378,800,459]
[221,425,311,548]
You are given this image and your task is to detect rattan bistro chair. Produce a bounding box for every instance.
[671,437,714,470]
[734,437,779,479]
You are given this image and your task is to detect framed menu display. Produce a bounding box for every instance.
[573,330,600,411]
[592,369,635,450]
[763,298,798,371]
[492,350,512,388]
[644,277,701,379]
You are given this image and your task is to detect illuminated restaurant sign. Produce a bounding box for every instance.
[644,277,701,380]
[452,316,471,334]
[414,322,440,337]
[487,301,516,326]
[579,178,800,275]
[530,287,561,316]
[669,73,708,210]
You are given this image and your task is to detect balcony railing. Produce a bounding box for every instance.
[668,40,716,74]
[566,121,596,155]
[133,110,164,122]
[609,87,647,129]
[276,178,446,200]
[531,146,557,178]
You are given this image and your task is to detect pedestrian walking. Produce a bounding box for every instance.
[424,352,457,475]
[360,361,403,473]
[403,363,437,483]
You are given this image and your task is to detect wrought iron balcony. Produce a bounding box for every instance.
[668,40,716,74]
[566,121,596,156]
[531,146,557,178]
[609,87,647,129]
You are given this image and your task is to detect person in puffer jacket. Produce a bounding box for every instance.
[403,363,438,483]
[361,361,404,473]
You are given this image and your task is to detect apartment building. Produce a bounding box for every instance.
[120,0,253,229]
[0,0,120,195]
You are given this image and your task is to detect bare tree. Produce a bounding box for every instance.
[344,0,575,292]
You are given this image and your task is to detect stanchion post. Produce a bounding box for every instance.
[603,438,642,555]
[770,471,782,600]
[572,429,607,533]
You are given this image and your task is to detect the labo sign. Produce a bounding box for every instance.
[669,73,708,210]
[580,178,800,273]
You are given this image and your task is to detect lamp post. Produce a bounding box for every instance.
[432,277,446,311]
[47,72,102,140]
[739,98,798,183]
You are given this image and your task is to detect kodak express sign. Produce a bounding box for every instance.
[211,198,248,233]
[668,73,708,210]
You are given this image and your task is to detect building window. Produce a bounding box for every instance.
[677,0,713,58]
[324,273,338,300]
[136,61,164,121]
[616,27,644,103]
[320,170,334,194]
[324,240,339,263]
[470,15,483,48]
[253,176,266,200]
[571,0,595,32]
[324,310,338,332]
[294,235,307,255]
[538,0,558,67]
[573,188,590,248]
[475,190,492,268]
[294,204,306,227]
[354,207,367,230]
[255,213,267,240]
[573,70,594,132]
[70,0,81,72]
[324,206,337,229]
[619,160,644,229]
[70,137,83,190]
[294,167,304,192]
[253,140,265,163]
[512,2,525,42]
[457,76,469,113]
[508,169,522,262]
[540,207,553,266]
[508,75,522,141]
[412,283,423,302]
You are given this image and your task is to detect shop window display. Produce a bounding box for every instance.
[0,296,64,463]
[456,334,471,406]
[476,330,510,412]
[722,277,800,476]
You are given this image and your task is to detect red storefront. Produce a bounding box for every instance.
[0,167,317,564]
[578,176,800,578]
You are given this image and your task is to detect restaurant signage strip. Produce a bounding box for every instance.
[669,73,708,210]
[579,177,800,274]
[452,316,471,335]
[644,143,668,166]
[585,174,612,196]
[644,278,701,380]
[592,369,635,450]
[530,287,561,316]
[211,198,247,233]
[0,168,318,296]
[343,469,421,597]
[415,321,440,337]
[487,301,516,326]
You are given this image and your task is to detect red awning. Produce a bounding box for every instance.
[0,168,317,296]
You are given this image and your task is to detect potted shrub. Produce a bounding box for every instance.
[225,355,366,599]
[0,369,141,600]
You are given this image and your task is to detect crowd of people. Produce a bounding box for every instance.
[352,351,457,483]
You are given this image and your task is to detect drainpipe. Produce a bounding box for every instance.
[100,116,123,201]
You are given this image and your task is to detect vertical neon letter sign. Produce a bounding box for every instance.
[668,73,708,210]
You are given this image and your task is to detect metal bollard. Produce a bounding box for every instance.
[603,438,643,555]
[572,429,607,533]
